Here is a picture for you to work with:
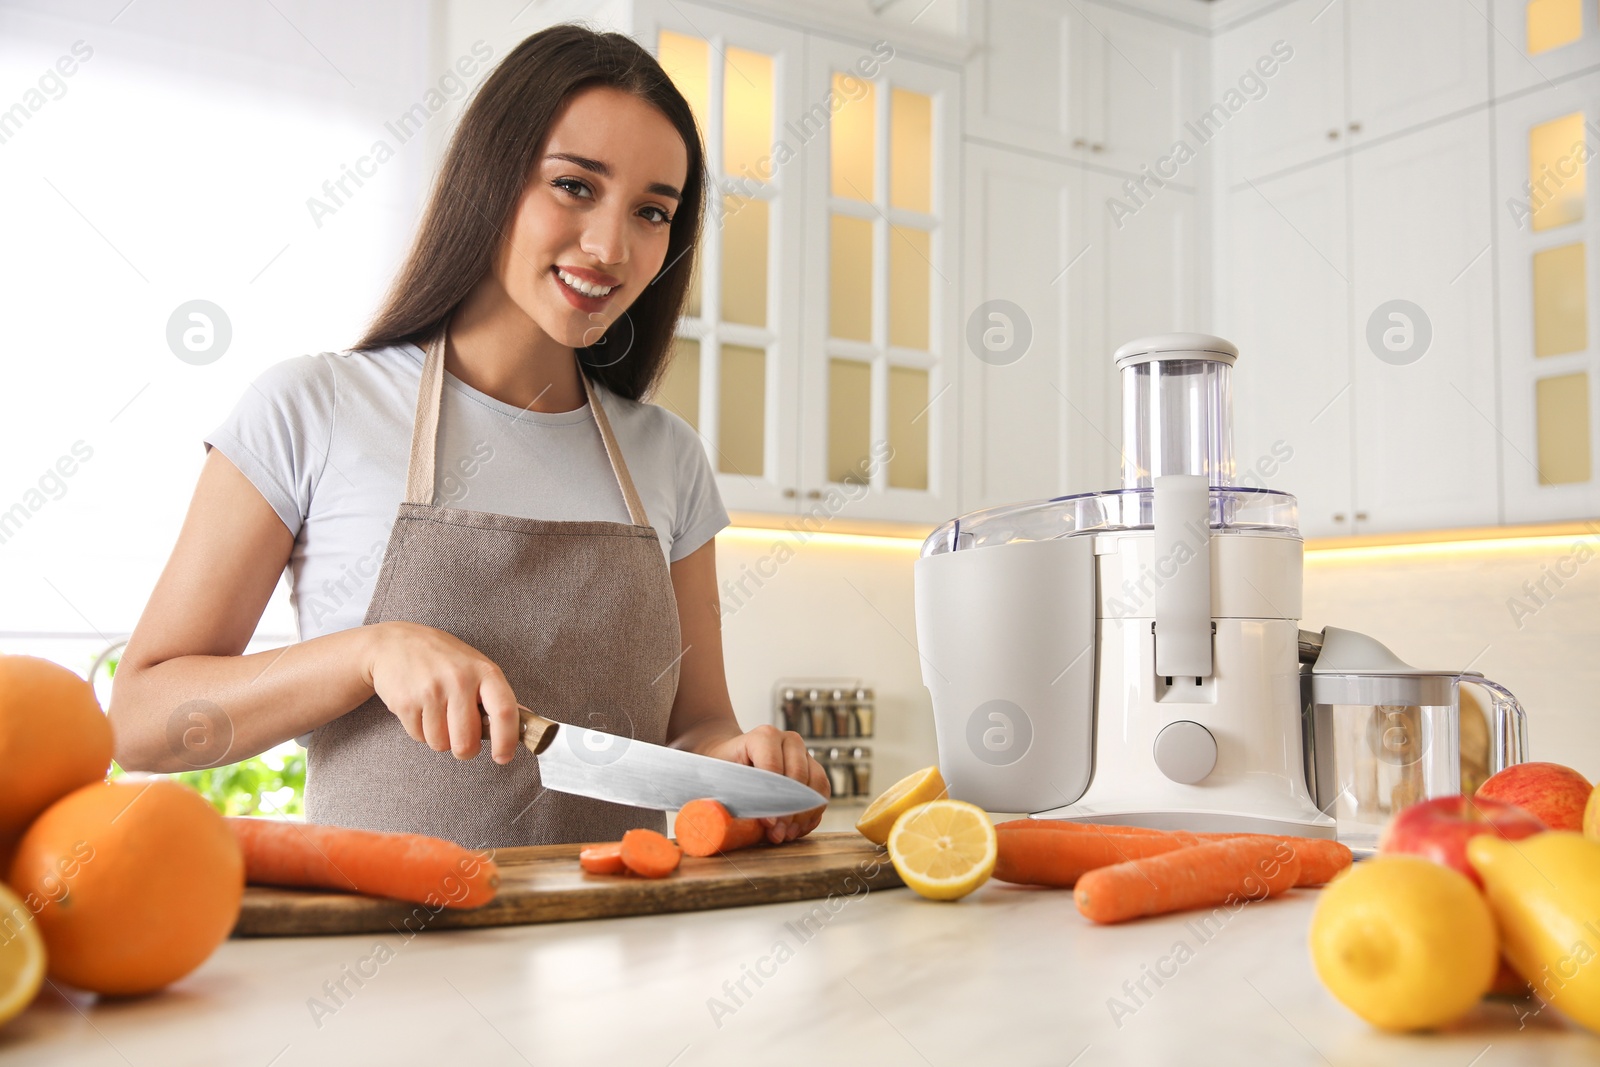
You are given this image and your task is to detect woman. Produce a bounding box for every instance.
[108,25,829,849]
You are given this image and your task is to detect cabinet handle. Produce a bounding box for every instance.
[1090,143,1104,153]
[782,488,797,499]
[805,489,823,500]
[1072,138,1087,149]
[1327,129,1340,140]
[1354,511,1369,522]
[1348,121,1362,134]
[1333,513,1347,523]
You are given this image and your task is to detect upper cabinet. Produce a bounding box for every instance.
[1218,0,1491,184]
[967,0,1204,182]
[797,38,961,524]
[637,1,963,524]
[1492,0,1600,97]
[1494,70,1600,521]
[639,6,806,517]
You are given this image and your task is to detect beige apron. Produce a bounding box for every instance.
[305,326,683,848]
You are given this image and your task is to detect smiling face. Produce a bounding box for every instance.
[495,85,689,352]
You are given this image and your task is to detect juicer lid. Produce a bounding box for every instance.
[1113,332,1239,370]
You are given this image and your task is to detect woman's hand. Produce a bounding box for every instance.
[698,724,832,844]
[362,621,522,764]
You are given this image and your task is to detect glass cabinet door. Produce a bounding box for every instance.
[641,4,805,516]
[800,38,960,524]
[1494,71,1600,519]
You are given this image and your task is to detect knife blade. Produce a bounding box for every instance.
[479,705,828,818]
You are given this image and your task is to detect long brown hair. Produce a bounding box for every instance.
[354,23,705,402]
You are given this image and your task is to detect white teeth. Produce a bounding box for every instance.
[556,268,615,298]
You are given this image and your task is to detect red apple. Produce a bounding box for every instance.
[1378,794,1545,888]
[1476,761,1594,833]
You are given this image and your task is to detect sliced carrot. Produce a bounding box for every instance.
[994,826,1200,887]
[226,816,499,908]
[1073,838,1301,924]
[619,828,682,878]
[674,799,768,858]
[579,841,626,875]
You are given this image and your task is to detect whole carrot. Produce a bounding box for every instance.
[993,821,1351,887]
[674,799,768,857]
[1074,838,1300,924]
[995,826,1198,887]
[994,819,1172,837]
[226,817,499,908]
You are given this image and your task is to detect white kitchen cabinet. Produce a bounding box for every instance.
[1493,71,1600,521]
[631,2,807,516]
[1218,0,1491,184]
[1490,0,1600,99]
[1345,0,1491,143]
[1214,0,1345,183]
[1349,110,1500,531]
[957,146,1198,516]
[964,0,1084,158]
[797,37,962,525]
[958,142,1103,513]
[624,1,965,524]
[1214,157,1354,538]
[965,0,1202,183]
[1075,2,1207,178]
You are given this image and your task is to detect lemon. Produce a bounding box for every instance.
[0,883,45,1028]
[886,799,996,901]
[1309,856,1497,1031]
[856,765,947,846]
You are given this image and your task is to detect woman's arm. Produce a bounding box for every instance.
[664,539,830,843]
[110,449,524,774]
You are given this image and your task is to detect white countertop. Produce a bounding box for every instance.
[5,831,1599,1067]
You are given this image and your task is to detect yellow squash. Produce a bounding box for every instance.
[1468,832,1600,1034]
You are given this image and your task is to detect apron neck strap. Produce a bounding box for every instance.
[404,326,652,527]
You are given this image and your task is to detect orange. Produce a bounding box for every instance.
[0,655,113,842]
[8,780,243,996]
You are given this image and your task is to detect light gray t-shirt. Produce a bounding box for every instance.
[205,342,729,650]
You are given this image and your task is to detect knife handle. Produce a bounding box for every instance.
[478,704,559,756]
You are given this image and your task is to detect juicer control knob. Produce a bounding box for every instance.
[1152,721,1217,785]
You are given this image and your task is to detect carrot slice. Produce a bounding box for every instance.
[1073,838,1301,924]
[619,828,682,878]
[226,816,499,908]
[994,826,1200,887]
[579,841,626,875]
[674,799,768,857]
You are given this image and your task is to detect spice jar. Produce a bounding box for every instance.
[779,687,803,733]
[851,687,874,737]
[805,688,828,737]
[825,746,853,797]
[849,746,872,797]
[831,688,853,737]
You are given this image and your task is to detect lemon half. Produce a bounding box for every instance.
[886,799,997,901]
[0,883,44,1028]
[856,765,947,845]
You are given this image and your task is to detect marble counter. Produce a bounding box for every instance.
[4,840,1598,1067]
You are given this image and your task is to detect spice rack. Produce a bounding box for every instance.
[772,679,874,800]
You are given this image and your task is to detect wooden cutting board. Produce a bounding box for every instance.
[231,832,903,937]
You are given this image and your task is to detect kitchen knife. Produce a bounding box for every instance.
[478,705,827,818]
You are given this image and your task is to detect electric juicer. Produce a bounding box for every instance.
[913,334,1528,843]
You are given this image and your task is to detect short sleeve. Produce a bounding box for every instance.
[203,354,336,539]
[666,412,730,562]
